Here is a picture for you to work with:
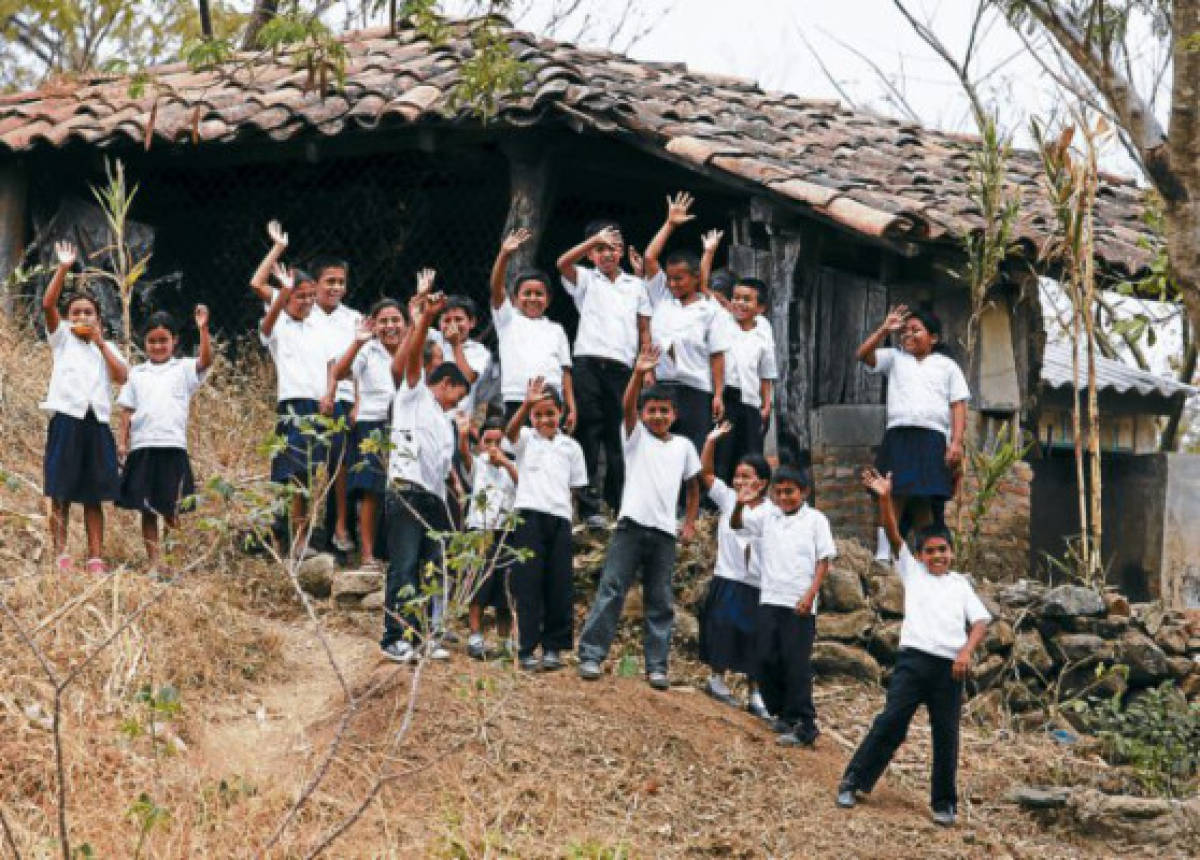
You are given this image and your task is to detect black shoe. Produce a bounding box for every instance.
[777,728,818,748]
[541,650,563,671]
[519,655,541,672]
[769,717,793,734]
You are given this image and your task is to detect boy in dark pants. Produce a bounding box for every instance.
[837,468,991,826]
[577,344,700,690]
[732,465,836,747]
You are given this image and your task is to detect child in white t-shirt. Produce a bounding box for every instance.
[858,305,970,555]
[698,421,772,717]
[489,229,576,428]
[39,241,130,575]
[732,464,836,748]
[116,307,212,573]
[460,417,518,660]
[577,344,701,690]
[431,295,493,418]
[504,378,588,671]
[839,468,991,827]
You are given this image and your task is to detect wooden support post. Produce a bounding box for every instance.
[499,138,555,285]
[766,225,807,453]
[0,161,28,315]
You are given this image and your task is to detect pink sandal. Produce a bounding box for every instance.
[55,554,74,572]
[84,558,109,575]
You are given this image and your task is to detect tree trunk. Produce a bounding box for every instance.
[197,0,213,38]
[0,162,27,316]
[499,138,556,283]
[241,0,279,50]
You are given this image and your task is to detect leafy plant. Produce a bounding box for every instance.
[955,421,1032,574]
[127,792,171,859]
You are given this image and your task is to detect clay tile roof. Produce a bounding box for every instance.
[0,16,1154,274]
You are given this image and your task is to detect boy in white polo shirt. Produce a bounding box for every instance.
[837,468,991,827]
[380,290,471,664]
[430,295,493,418]
[490,228,576,427]
[732,464,836,748]
[577,344,700,690]
[556,219,652,527]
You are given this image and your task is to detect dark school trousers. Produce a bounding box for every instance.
[380,485,448,649]
[660,381,712,459]
[714,388,764,482]
[577,518,678,674]
[755,606,817,732]
[573,356,633,518]
[841,648,964,811]
[509,509,575,657]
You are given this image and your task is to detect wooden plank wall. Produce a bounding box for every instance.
[812,266,886,407]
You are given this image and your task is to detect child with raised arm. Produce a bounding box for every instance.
[460,417,518,660]
[643,194,731,455]
[697,421,772,717]
[838,468,991,827]
[490,229,576,428]
[556,219,652,527]
[116,306,213,573]
[331,298,408,569]
[731,463,836,748]
[40,241,129,574]
[260,263,334,558]
[857,305,969,557]
[430,296,493,419]
[380,285,471,663]
[577,344,700,690]
[505,377,588,671]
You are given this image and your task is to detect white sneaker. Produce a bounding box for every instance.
[874,527,891,562]
[747,691,771,720]
[467,633,486,659]
[426,642,451,661]
[381,641,416,663]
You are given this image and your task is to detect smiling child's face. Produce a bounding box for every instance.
[315,266,347,312]
[730,285,759,323]
[66,296,98,331]
[287,282,316,319]
[772,479,808,514]
[515,279,549,318]
[666,262,699,301]
[374,306,406,349]
[918,536,954,575]
[640,397,675,438]
[900,317,935,357]
[144,326,176,364]
[586,233,623,278]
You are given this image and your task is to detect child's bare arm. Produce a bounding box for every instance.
[556,226,621,285]
[491,229,530,310]
[259,263,293,338]
[760,379,773,423]
[117,409,131,461]
[194,304,213,372]
[404,283,443,389]
[457,418,474,470]
[798,559,830,615]
[857,304,909,367]
[561,368,577,434]
[624,343,659,436]
[699,421,731,492]
[506,376,545,443]
[863,468,902,556]
[948,401,967,468]
[681,477,700,542]
[334,318,372,381]
[42,241,77,332]
[249,220,288,303]
[954,621,990,680]
[643,192,695,279]
[699,229,730,310]
[709,352,726,422]
[443,321,478,385]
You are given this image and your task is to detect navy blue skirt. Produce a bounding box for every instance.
[270,399,331,485]
[43,411,119,505]
[875,426,953,499]
[347,419,389,495]
[698,577,760,675]
[118,447,195,518]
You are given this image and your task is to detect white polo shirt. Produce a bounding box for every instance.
[465,457,517,531]
[40,324,128,423]
[725,318,779,409]
[708,479,763,586]
[617,422,701,535]
[870,347,971,439]
[429,331,493,416]
[650,294,731,392]
[738,503,837,609]
[350,339,397,422]
[261,313,334,403]
[313,303,362,404]
[895,544,992,660]
[492,298,572,403]
[388,380,455,500]
[561,266,652,367]
[511,427,588,521]
[117,357,207,450]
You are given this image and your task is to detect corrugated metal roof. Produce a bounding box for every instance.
[1041,341,1197,399]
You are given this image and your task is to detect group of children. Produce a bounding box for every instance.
[38,192,989,825]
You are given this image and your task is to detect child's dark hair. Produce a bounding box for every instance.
[142,310,179,340]
[914,524,955,552]
[369,297,406,320]
[664,250,700,275]
[513,269,551,292]
[734,277,769,308]
[584,219,623,241]
[737,453,772,483]
[62,291,101,317]
[310,256,349,281]
[710,268,736,299]
[429,362,469,389]
[480,417,507,435]
[638,383,676,409]
[533,385,564,410]
[292,267,316,286]
[773,463,812,489]
[907,308,952,357]
[443,294,478,322]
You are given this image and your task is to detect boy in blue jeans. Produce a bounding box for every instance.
[577,343,700,690]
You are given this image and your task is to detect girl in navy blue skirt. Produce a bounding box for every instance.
[331,298,408,569]
[698,420,772,717]
[40,241,130,575]
[116,306,213,572]
[857,305,969,555]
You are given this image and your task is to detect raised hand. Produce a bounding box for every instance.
[501,228,531,255]
[354,317,374,343]
[665,191,696,227]
[707,420,733,441]
[415,268,436,296]
[271,262,295,291]
[701,229,724,254]
[861,467,893,497]
[443,318,464,345]
[627,246,644,278]
[524,375,547,404]
[267,219,288,249]
[883,304,910,333]
[592,226,622,249]
[424,291,447,318]
[54,240,77,268]
[487,447,509,467]
[634,343,662,374]
[193,304,209,329]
